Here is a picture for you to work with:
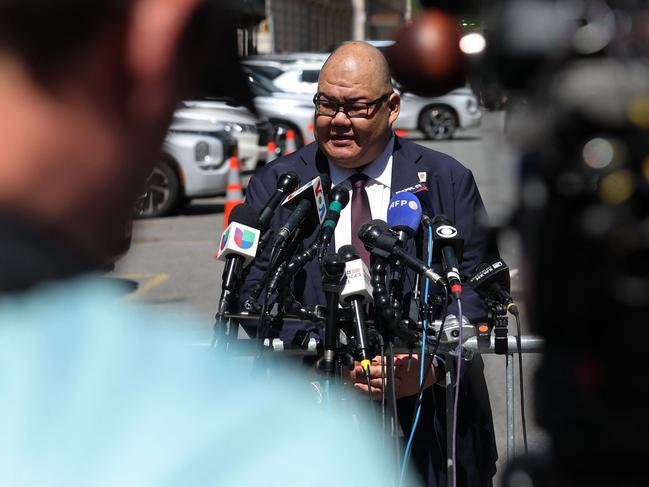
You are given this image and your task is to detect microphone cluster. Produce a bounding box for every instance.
[212,171,518,359]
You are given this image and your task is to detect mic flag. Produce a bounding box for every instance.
[217,204,261,267]
[469,259,519,315]
[281,175,330,224]
[387,191,423,236]
[340,259,373,304]
[431,215,464,263]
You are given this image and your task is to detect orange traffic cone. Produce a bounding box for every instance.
[285,129,297,154]
[266,140,279,163]
[223,156,244,228]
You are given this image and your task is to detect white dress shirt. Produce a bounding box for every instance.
[328,135,395,251]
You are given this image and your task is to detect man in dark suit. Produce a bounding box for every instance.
[241,41,497,486]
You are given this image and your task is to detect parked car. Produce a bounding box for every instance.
[136,126,238,218]
[244,68,316,152]
[174,104,262,171]
[395,84,481,140]
[252,60,323,95]
[243,54,482,140]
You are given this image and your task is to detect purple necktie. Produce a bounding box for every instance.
[350,173,372,268]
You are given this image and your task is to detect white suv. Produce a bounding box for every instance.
[136,127,238,218]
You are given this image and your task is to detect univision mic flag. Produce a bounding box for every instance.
[217,222,260,266]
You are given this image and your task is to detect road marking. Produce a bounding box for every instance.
[116,273,170,298]
[130,240,214,247]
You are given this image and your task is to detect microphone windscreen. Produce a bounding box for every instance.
[277,171,300,192]
[329,185,350,208]
[228,203,261,229]
[338,245,359,262]
[387,192,422,235]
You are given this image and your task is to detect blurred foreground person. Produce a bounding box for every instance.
[0,1,402,485]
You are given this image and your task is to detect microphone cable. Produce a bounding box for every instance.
[399,223,440,487]
[398,224,431,487]
[448,297,465,487]
[514,311,529,453]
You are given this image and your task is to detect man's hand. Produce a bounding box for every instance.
[346,354,438,400]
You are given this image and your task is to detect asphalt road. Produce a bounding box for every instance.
[113,111,548,484]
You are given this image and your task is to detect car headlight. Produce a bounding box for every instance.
[466,97,479,114]
[194,141,211,162]
[223,122,244,133]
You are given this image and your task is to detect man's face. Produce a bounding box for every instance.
[314,64,400,169]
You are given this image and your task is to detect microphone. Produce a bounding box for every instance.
[258,171,300,231]
[321,252,346,377]
[386,192,422,310]
[273,174,332,250]
[255,172,300,258]
[469,259,519,316]
[397,184,432,227]
[316,184,350,259]
[387,191,422,242]
[358,220,444,285]
[265,184,349,298]
[339,245,373,376]
[431,215,464,298]
[217,203,262,271]
[213,203,262,346]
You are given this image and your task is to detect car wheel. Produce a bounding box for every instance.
[135,161,180,218]
[271,121,304,153]
[418,106,458,140]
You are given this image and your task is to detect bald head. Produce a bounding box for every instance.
[319,41,392,95]
[314,41,400,169]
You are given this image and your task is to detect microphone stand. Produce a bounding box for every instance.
[256,227,306,349]
[212,255,244,350]
[320,253,345,401]
[369,252,402,472]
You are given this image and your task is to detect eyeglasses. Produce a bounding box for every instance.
[313,92,393,119]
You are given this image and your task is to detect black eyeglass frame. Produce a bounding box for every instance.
[312,92,393,119]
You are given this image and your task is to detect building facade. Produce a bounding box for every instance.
[243,0,408,55]
[270,0,355,53]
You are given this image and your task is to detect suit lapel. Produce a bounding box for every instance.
[299,142,330,182]
[391,136,424,193]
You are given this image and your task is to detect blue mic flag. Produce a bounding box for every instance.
[387,192,423,236]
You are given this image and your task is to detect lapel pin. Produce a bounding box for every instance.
[418,172,427,183]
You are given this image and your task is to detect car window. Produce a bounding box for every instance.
[301,70,320,83]
[248,78,271,97]
[249,65,283,80]
[247,71,285,94]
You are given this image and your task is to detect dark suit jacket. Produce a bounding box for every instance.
[241,136,498,486]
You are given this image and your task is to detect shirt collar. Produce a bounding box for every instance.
[327,134,395,188]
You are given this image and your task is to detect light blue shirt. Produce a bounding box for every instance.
[0,277,418,486]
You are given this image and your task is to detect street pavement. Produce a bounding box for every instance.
[113,111,548,484]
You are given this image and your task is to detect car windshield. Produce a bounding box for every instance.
[244,69,286,94]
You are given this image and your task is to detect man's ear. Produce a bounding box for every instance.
[388,91,401,124]
[126,0,205,118]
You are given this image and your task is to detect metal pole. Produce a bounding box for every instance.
[266,0,275,53]
[445,354,455,487]
[352,0,366,41]
[506,352,515,461]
